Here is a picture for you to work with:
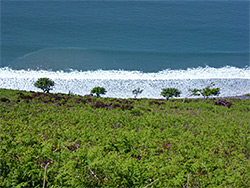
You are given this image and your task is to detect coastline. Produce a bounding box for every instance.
[221,95,250,100]
[1,88,249,101]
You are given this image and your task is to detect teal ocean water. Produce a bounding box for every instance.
[0,1,249,98]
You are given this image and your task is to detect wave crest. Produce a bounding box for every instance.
[1,66,249,79]
[0,66,249,98]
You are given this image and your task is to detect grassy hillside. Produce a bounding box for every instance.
[0,89,249,187]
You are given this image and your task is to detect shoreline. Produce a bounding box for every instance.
[220,95,250,100]
[1,88,249,100]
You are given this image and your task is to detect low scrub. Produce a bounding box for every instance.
[161,88,181,101]
[0,89,249,187]
[190,83,220,102]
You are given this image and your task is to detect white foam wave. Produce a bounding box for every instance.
[0,66,249,98]
[1,66,250,80]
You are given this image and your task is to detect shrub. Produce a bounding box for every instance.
[132,88,143,99]
[215,100,232,108]
[92,101,107,109]
[68,90,74,95]
[161,88,181,101]
[74,98,86,104]
[121,104,134,110]
[91,87,107,97]
[34,78,55,93]
[0,97,10,102]
[190,83,220,101]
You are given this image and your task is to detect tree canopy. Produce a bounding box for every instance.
[34,78,55,93]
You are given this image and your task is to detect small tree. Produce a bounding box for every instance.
[189,82,220,102]
[91,87,107,97]
[161,88,181,101]
[132,88,143,99]
[34,78,55,93]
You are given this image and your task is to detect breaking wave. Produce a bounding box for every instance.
[0,66,249,98]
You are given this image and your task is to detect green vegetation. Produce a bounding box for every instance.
[132,88,143,98]
[190,83,220,102]
[34,78,55,93]
[0,88,250,187]
[91,87,107,97]
[161,88,181,101]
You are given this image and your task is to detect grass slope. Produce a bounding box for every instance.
[0,89,250,187]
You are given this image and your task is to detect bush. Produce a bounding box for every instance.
[91,87,107,97]
[215,100,232,108]
[132,88,143,99]
[190,83,220,101]
[34,78,55,93]
[161,88,181,101]
[0,97,10,102]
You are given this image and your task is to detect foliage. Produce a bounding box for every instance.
[34,78,55,93]
[0,97,10,102]
[215,100,232,108]
[190,83,220,101]
[91,87,107,97]
[1,88,250,187]
[132,88,143,98]
[161,88,181,101]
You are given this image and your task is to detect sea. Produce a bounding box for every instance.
[0,0,249,98]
